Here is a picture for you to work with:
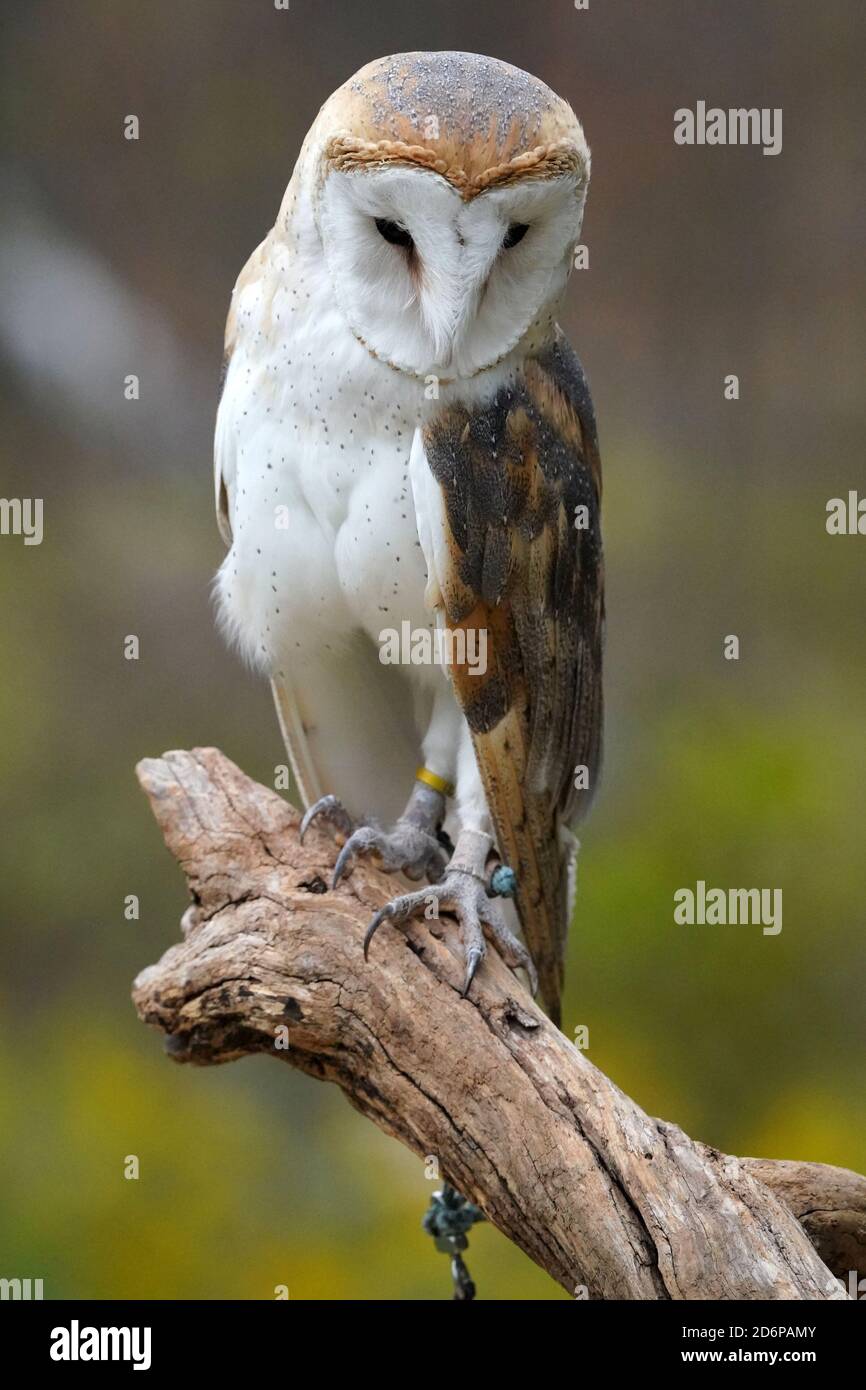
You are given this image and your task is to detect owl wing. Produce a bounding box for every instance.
[420,333,604,1023]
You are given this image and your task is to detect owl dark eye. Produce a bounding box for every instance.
[375,217,414,249]
[502,222,529,249]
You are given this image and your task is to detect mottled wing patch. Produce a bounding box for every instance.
[423,336,603,1021]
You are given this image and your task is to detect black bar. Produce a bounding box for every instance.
[4,1296,858,1374]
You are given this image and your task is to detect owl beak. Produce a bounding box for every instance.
[417,227,498,372]
[426,279,487,372]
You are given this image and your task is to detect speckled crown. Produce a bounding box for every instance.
[309,51,589,199]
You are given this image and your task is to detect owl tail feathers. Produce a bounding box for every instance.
[530,914,565,1029]
[516,877,566,1030]
[538,968,564,1031]
[519,825,580,1030]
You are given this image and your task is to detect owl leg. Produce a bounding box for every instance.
[300,682,459,885]
[362,724,537,1000]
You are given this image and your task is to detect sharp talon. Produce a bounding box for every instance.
[298,806,316,845]
[332,840,355,889]
[462,947,483,997]
[363,906,392,960]
[299,794,350,846]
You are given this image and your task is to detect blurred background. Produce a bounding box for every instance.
[1,0,863,1300]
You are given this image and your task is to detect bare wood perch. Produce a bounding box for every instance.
[132,748,864,1300]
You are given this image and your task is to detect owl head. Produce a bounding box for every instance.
[290,52,590,381]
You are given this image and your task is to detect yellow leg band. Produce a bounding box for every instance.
[415,766,455,799]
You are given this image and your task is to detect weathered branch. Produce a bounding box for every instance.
[132,748,864,1300]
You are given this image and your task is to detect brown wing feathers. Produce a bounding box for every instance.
[423,338,603,1023]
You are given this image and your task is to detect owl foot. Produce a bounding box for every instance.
[364,829,538,1001]
[300,782,449,889]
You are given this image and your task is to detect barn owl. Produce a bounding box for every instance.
[214,52,603,1026]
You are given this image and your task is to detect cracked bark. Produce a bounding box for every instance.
[132,748,864,1300]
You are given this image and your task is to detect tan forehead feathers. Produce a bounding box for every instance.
[311,51,589,200]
